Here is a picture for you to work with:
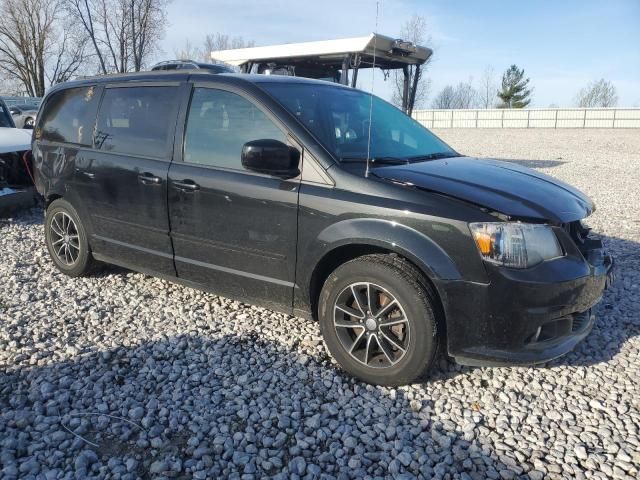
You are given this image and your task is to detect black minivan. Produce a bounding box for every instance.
[32,72,614,385]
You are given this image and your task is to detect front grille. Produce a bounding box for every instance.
[562,220,602,254]
[571,311,591,333]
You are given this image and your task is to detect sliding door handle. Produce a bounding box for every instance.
[172,179,200,192]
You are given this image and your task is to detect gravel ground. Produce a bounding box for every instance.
[1,129,639,479]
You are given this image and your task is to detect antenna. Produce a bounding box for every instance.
[365,1,380,178]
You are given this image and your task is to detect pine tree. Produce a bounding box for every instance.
[497,65,532,108]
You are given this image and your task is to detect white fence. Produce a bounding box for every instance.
[412,108,640,129]
[2,96,42,107]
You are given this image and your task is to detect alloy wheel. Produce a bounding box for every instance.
[333,282,410,368]
[49,212,80,266]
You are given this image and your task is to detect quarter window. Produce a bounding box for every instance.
[95,86,179,158]
[184,88,286,169]
[40,87,98,145]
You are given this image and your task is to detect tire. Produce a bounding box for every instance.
[318,254,440,386]
[45,198,96,277]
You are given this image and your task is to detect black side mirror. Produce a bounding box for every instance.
[241,139,300,178]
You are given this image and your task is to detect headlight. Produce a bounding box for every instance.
[469,222,563,268]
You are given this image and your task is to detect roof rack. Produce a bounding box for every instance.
[153,59,198,66]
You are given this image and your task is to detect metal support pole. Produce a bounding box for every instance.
[554,109,558,129]
[350,54,360,88]
[401,65,409,113]
[407,65,421,117]
[341,55,350,86]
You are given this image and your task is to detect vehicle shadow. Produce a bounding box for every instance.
[3,333,517,479]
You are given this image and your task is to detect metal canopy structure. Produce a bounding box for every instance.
[211,33,432,115]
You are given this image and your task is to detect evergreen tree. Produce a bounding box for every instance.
[497,65,532,108]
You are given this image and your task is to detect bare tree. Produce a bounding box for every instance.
[478,65,498,108]
[206,33,255,63]
[206,33,255,53]
[67,0,168,73]
[431,81,477,109]
[0,71,26,95]
[173,34,255,64]
[391,14,431,109]
[130,0,167,71]
[575,79,618,107]
[431,86,456,109]
[0,0,88,96]
[454,81,477,108]
[174,39,201,61]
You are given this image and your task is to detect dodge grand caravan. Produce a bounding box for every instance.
[32,72,614,386]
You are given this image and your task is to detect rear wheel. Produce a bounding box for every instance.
[318,254,440,386]
[45,199,96,277]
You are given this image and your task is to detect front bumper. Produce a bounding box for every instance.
[441,245,614,367]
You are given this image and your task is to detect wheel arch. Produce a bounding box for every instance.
[303,218,460,324]
[45,193,63,208]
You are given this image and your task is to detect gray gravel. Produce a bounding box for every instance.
[1,129,639,479]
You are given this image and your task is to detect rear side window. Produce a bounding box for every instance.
[95,86,179,158]
[39,87,97,145]
[183,88,286,169]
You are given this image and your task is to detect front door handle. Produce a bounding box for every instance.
[172,179,200,192]
[138,172,162,185]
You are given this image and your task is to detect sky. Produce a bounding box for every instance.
[159,0,640,108]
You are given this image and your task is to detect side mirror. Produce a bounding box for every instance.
[241,139,300,178]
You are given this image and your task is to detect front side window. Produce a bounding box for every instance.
[40,87,97,145]
[260,83,456,163]
[183,88,286,169]
[95,86,179,158]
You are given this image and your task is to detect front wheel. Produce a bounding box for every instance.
[318,254,440,386]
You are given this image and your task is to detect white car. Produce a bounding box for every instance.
[0,98,31,152]
[1,97,32,191]
[9,103,39,129]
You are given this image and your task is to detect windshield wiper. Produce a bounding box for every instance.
[339,156,410,165]
[406,152,461,161]
[340,152,460,165]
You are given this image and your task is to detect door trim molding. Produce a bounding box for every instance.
[174,255,296,288]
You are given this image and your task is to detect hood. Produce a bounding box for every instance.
[0,127,31,154]
[373,156,594,223]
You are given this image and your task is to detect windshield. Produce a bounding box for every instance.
[260,83,456,163]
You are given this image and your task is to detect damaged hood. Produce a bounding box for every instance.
[374,156,594,223]
[0,127,31,154]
